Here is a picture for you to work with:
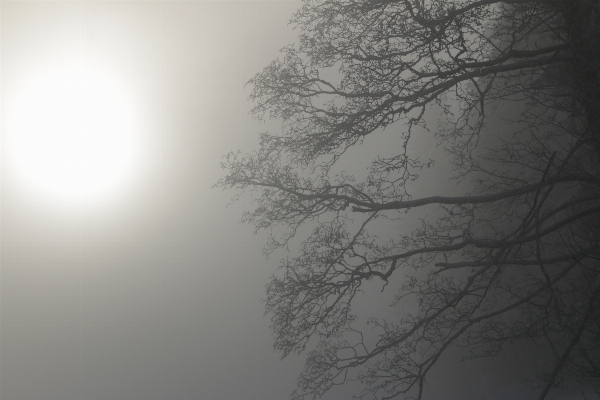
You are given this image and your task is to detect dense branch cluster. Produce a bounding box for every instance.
[217,0,600,399]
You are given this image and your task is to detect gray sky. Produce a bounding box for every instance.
[1,2,306,399]
[0,2,596,400]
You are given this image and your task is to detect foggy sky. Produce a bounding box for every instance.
[1,2,306,399]
[0,2,596,400]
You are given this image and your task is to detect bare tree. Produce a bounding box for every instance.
[217,0,600,399]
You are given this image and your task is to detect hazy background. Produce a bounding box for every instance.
[1,2,309,399]
[0,2,596,400]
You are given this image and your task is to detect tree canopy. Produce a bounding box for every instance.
[217,0,600,399]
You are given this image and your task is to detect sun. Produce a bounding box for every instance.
[5,58,138,204]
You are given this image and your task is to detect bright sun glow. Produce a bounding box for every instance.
[6,58,138,204]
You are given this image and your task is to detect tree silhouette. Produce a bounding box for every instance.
[217,0,600,398]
